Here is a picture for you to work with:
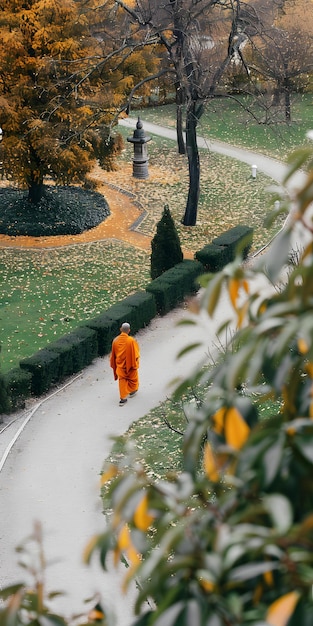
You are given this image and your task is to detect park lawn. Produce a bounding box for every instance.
[104,378,282,486]
[108,128,280,252]
[0,241,150,373]
[0,106,292,374]
[134,93,313,160]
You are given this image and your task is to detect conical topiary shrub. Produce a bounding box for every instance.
[150,205,183,279]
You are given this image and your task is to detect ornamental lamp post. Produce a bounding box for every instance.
[127,117,151,179]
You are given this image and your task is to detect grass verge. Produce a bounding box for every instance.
[0,242,150,373]
[134,93,313,160]
[104,378,282,485]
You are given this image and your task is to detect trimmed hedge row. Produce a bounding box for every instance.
[195,225,253,271]
[86,291,157,356]
[146,260,203,315]
[1,225,253,413]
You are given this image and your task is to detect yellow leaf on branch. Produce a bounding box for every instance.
[266,591,300,626]
[298,337,309,354]
[133,493,154,531]
[229,278,239,308]
[203,442,220,482]
[118,524,131,551]
[224,407,250,449]
[100,464,118,486]
[212,407,226,434]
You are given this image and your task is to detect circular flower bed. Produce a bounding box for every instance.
[0,185,110,236]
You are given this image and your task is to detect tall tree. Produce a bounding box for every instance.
[108,0,257,226]
[248,27,313,122]
[0,0,117,204]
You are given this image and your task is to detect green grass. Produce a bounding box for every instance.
[114,127,282,253]
[2,94,310,376]
[134,93,313,160]
[105,383,283,484]
[0,242,150,373]
[1,131,282,374]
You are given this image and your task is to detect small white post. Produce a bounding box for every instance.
[251,164,257,179]
[274,200,280,211]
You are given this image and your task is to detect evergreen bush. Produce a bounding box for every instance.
[0,372,9,416]
[146,276,180,315]
[0,187,110,237]
[212,224,253,260]
[85,304,135,356]
[150,205,183,279]
[3,368,32,411]
[46,327,98,376]
[20,349,61,396]
[195,243,228,271]
[146,260,203,315]
[120,291,157,329]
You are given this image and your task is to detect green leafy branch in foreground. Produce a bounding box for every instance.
[0,522,113,626]
[86,138,313,626]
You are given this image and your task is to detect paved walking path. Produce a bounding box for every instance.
[0,120,308,625]
[119,118,289,183]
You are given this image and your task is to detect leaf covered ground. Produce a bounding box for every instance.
[0,132,282,373]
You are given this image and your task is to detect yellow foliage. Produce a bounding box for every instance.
[49,38,80,59]
[253,582,264,604]
[203,442,220,482]
[133,493,154,531]
[229,277,249,308]
[121,0,137,8]
[229,278,240,308]
[212,407,226,435]
[263,569,274,586]
[100,464,118,486]
[266,591,300,626]
[118,524,131,551]
[82,534,100,564]
[199,578,215,593]
[237,300,250,329]
[224,407,250,450]
[114,523,141,588]
[212,405,250,449]
[298,337,309,354]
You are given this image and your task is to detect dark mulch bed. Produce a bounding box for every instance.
[0,185,110,236]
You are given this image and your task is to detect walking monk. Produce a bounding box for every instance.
[110,322,140,406]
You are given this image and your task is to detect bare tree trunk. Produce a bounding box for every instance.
[272,88,280,106]
[181,101,201,226]
[176,85,185,155]
[284,87,291,122]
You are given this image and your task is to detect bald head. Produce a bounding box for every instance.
[121,322,130,333]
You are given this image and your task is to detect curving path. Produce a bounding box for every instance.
[0,121,308,625]
[119,118,293,184]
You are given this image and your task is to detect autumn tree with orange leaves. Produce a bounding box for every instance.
[0,0,126,205]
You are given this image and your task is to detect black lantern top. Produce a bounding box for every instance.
[127,117,151,144]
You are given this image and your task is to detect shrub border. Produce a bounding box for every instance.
[1,225,253,413]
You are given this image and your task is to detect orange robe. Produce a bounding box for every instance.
[110,332,140,400]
